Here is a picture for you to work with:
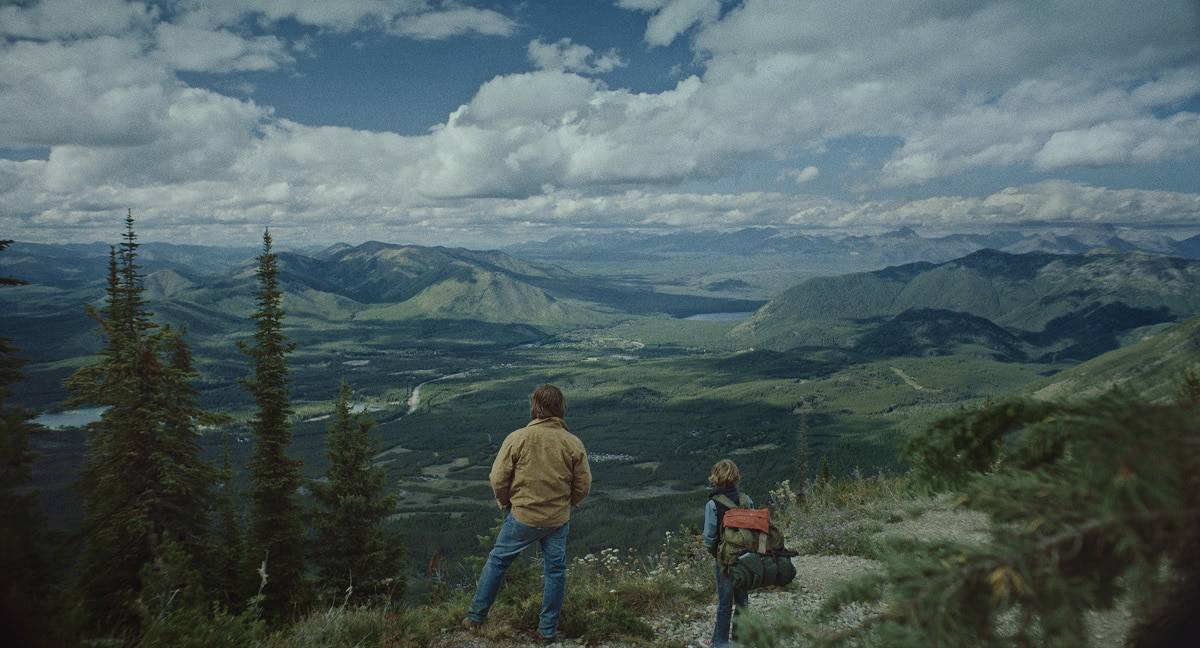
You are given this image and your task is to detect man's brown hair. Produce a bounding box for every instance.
[708,458,741,488]
[530,384,566,420]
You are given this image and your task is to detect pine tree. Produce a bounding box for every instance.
[312,381,404,602]
[157,328,217,550]
[240,229,307,620]
[69,222,158,627]
[67,214,216,630]
[0,240,55,644]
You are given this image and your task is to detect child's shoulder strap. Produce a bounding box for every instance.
[711,493,741,510]
[737,493,750,508]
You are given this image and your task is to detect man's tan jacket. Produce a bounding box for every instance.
[489,417,591,528]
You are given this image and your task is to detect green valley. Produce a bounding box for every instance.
[6,236,1200,597]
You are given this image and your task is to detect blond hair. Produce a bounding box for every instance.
[708,459,741,488]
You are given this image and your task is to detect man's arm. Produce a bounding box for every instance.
[489,435,517,509]
[570,449,592,507]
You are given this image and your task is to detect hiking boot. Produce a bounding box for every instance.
[461,617,483,633]
[529,629,558,644]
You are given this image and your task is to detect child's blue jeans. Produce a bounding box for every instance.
[713,561,749,646]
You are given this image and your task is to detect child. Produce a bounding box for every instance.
[702,459,751,647]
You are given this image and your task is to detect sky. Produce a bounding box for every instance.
[1,0,1199,247]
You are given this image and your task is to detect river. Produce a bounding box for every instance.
[406,370,474,415]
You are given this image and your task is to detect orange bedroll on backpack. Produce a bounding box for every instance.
[722,507,770,534]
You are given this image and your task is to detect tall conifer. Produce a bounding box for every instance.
[67,214,215,630]
[312,382,404,602]
[240,229,306,620]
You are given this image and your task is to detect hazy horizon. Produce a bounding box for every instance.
[11,219,1200,252]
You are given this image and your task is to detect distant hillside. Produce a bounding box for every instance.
[736,250,1200,362]
[317,242,567,304]
[0,241,257,287]
[1173,233,1200,259]
[853,308,1029,361]
[508,225,1200,264]
[0,240,762,363]
[1030,315,1200,402]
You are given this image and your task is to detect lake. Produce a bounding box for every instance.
[682,311,755,322]
[34,406,108,429]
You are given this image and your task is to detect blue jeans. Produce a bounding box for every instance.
[713,561,748,646]
[468,512,570,638]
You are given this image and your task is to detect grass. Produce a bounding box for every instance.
[776,474,914,559]
[248,476,917,647]
[251,528,712,647]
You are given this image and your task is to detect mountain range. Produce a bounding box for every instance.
[509,225,1200,271]
[0,240,761,363]
[736,249,1200,363]
[7,237,1199,384]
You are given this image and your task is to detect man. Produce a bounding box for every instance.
[464,384,592,642]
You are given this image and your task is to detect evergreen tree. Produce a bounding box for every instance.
[68,224,156,627]
[0,240,55,644]
[312,381,404,602]
[67,214,216,631]
[157,327,218,556]
[240,229,306,620]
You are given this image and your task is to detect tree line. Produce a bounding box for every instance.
[0,216,404,645]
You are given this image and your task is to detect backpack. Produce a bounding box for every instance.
[713,493,797,591]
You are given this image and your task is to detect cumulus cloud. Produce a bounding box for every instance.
[0,37,172,148]
[527,38,626,75]
[413,0,1200,195]
[3,0,1200,245]
[618,0,722,46]
[391,7,516,40]
[175,0,516,39]
[154,23,294,72]
[0,0,154,39]
[784,166,819,184]
[1033,114,1200,170]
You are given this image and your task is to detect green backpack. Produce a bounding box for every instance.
[713,494,797,591]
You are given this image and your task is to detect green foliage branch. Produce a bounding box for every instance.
[809,378,1200,647]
